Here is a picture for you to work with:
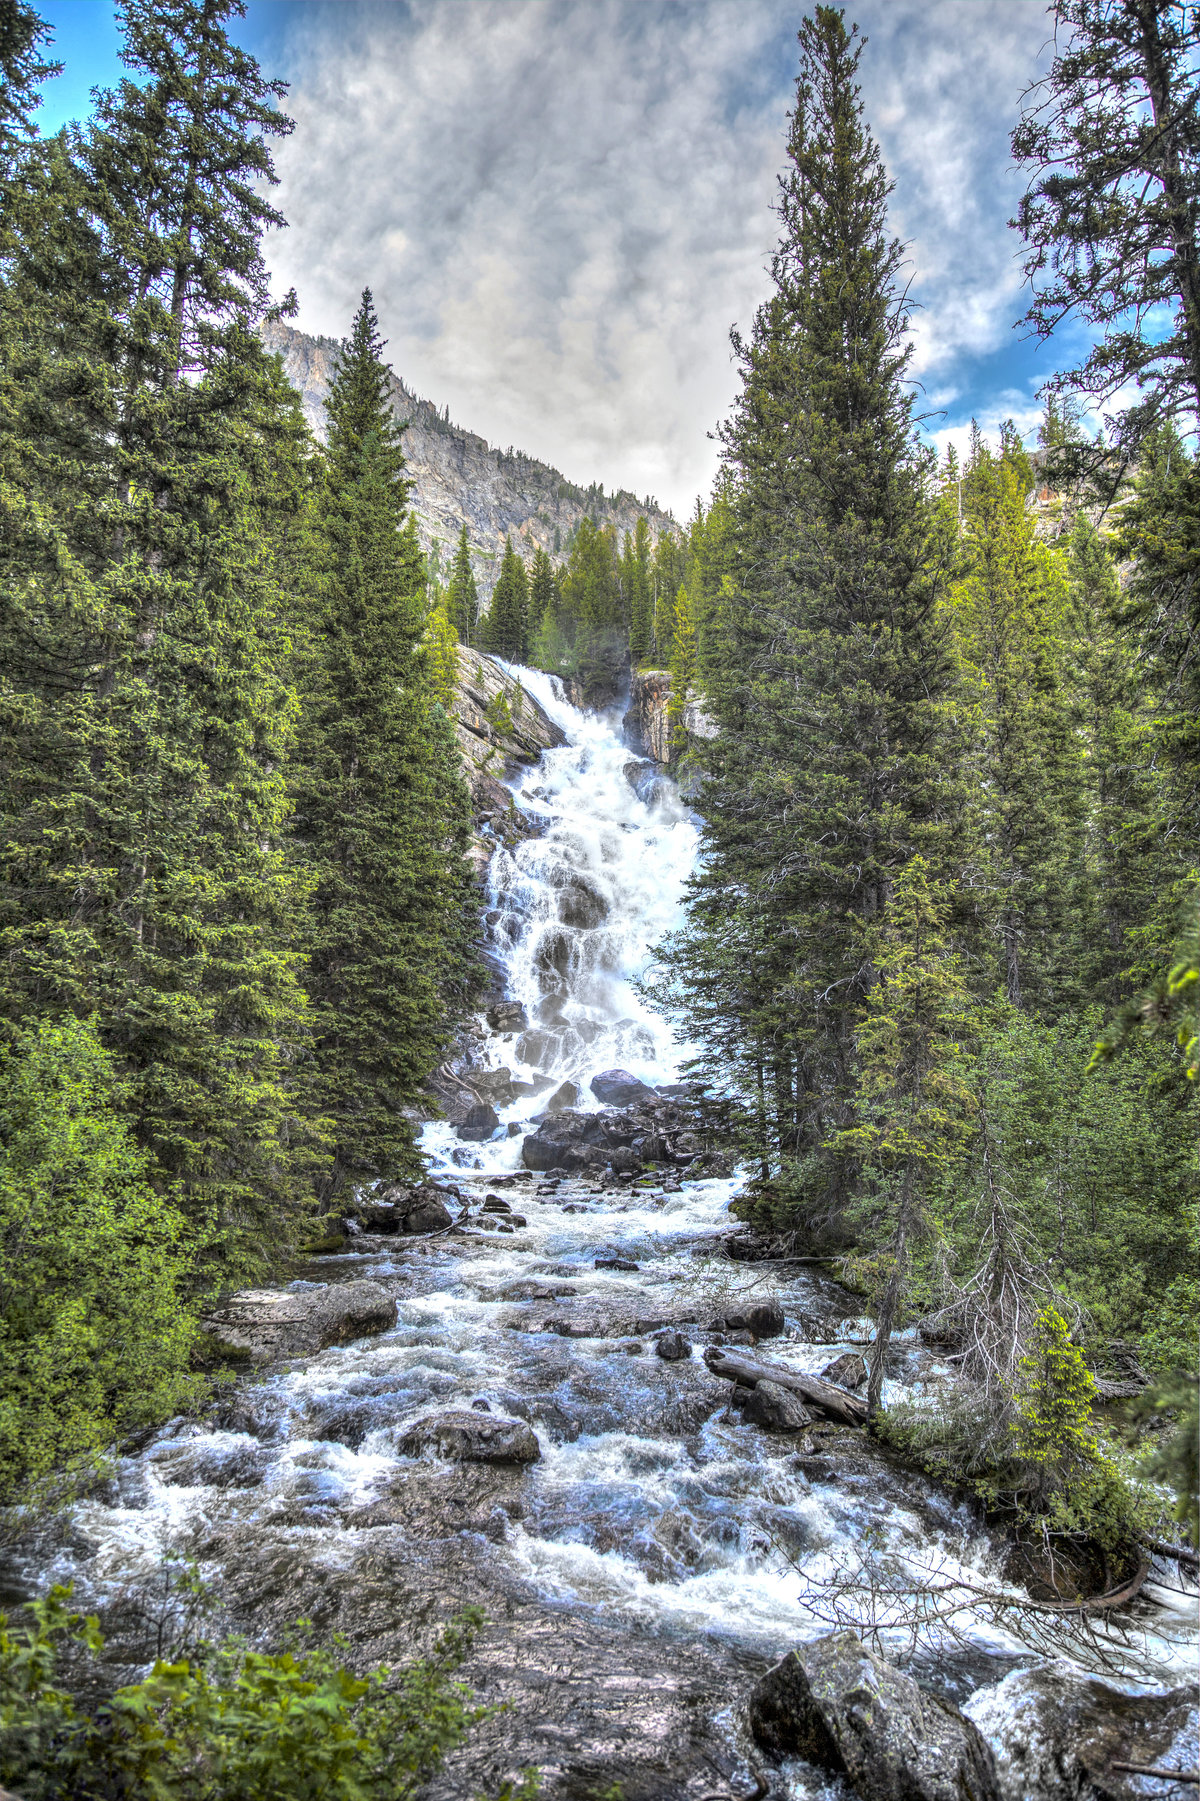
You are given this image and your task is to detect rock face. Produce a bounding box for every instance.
[446,648,569,869]
[589,1068,658,1108]
[398,1409,541,1465]
[201,1281,397,1365]
[966,1667,1199,1801]
[748,1631,1000,1801]
[265,321,675,599]
[624,668,718,768]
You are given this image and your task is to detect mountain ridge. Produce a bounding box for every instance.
[264,320,677,599]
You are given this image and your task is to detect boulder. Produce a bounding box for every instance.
[543,1079,580,1113]
[482,1196,512,1214]
[589,1068,658,1108]
[398,1408,541,1465]
[966,1666,1199,1801]
[609,1146,641,1175]
[558,878,609,929]
[457,1101,500,1142]
[472,1066,518,1106]
[821,1352,868,1391]
[486,1001,528,1034]
[201,1280,397,1365]
[402,1187,455,1234]
[743,1380,812,1432]
[724,1299,786,1340]
[749,1631,999,1801]
[655,1330,692,1362]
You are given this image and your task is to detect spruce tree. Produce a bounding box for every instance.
[446,522,479,645]
[0,0,315,1266]
[528,545,555,642]
[628,516,654,667]
[666,583,697,755]
[481,536,529,661]
[660,8,961,1220]
[291,291,477,1201]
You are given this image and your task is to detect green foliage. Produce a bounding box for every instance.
[425,599,460,708]
[0,1018,200,1503]
[446,524,480,645]
[1013,1307,1102,1503]
[485,689,515,737]
[290,291,479,1199]
[0,1587,503,1801]
[480,537,530,662]
[665,583,697,755]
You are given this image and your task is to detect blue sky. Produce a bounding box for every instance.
[32,1,1073,517]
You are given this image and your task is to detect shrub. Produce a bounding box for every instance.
[0,1586,528,1801]
[0,1019,202,1501]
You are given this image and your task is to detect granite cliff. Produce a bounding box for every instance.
[264,320,676,601]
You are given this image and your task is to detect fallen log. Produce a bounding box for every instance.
[1111,1762,1199,1785]
[704,1348,869,1426]
[1141,1531,1200,1571]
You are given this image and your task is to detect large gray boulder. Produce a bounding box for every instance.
[457,1101,500,1142]
[201,1280,397,1365]
[966,1666,1199,1801]
[743,1380,811,1431]
[748,1630,999,1801]
[589,1068,658,1108]
[724,1299,785,1339]
[401,1186,454,1233]
[398,1408,541,1465]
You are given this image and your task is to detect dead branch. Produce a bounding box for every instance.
[703,1347,869,1425]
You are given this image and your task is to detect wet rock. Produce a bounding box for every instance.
[821,1351,868,1391]
[749,1630,999,1801]
[609,1145,641,1175]
[402,1187,455,1233]
[743,1381,811,1432]
[596,1257,639,1271]
[200,1280,397,1365]
[472,1067,518,1107]
[589,1068,658,1108]
[522,1131,585,1172]
[457,1101,500,1142]
[483,1196,512,1213]
[966,1667,1199,1801]
[558,878,609,929]
[543,1079,580,1113]
[724,1299,785,1339]
[485,1000,528,1034]
[398,1409,541,1465]
[655,1330,692,1362]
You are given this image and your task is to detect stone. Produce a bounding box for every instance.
[457,1101,500,1142]
[522,1130,585,1172]
[558,878,609,929]
[543,1079,580,1113]
[749,1631,999,1801]
[821,1351,868,1391]
[483,1196,512,1213]
[743,1381,812,1431]
[398,1409,541,1465]
[596,1257,639,1271]
[201,1280,397,1365]
[655,1329,692,1362]
[609,1145,641,1175]
[401,1187,454,1234]
[486,1001,528,1034]
[724,1299,785,1339]
[966,1666,1199,1801]
[589,1068,658,1108]
[472,1066,518,1105]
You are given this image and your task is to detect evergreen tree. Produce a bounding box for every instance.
[1012,0,1200,450]
[666,583,697,755]
[528,545,555,642]
[480,536,529,661]
[948,436,1086,1012]
[291,292,477,1202]
[628,516,654,667]
[659,8,961,1219]
[560,515,624,698]
[445,522,479,645]
[0,0,315,1265]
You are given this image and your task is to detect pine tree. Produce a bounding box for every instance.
[628,516,654,667]
[658,8,962,1219]
[481,536,529,661]
[560,516,624,698]
[446,523,479,645]
[290,291,477,1201]
[948,437,1086,1012]
[528,545,555,642]
[0,0,315,1266]
[1012,0,1200,450]
[666,583,697,755]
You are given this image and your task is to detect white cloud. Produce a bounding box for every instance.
[265,0,1056,517]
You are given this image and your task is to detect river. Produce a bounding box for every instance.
[17,669,1197,1799]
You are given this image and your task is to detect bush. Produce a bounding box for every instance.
[0,1586,528,1801]
[0,1018,202,1502]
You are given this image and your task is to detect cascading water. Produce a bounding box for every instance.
[17,672,1197,1798]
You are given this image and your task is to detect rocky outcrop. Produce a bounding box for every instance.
[398,1408,541,1465]
[447,648,567,870]
[347,1184,455,1234]
[749,1631,1000,1801]
[966,1667,1199,1801]
[200,1281,397,1364]
[520,1095,706,1175]
[589,1068,658,1108]
[264,321,675,603]
[623,668,717,769]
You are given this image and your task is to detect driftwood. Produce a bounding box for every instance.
[1032,1557,1150,1613]
[1111,1762,1199,1785]
[1141,1531,1200,1571]
[704,1348,869,1426]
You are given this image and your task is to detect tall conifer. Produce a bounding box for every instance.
[290,291,476,1200]
[481,537,529,661]
[446,523,479,645]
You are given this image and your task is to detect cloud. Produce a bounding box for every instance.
[264,0,1056,516]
